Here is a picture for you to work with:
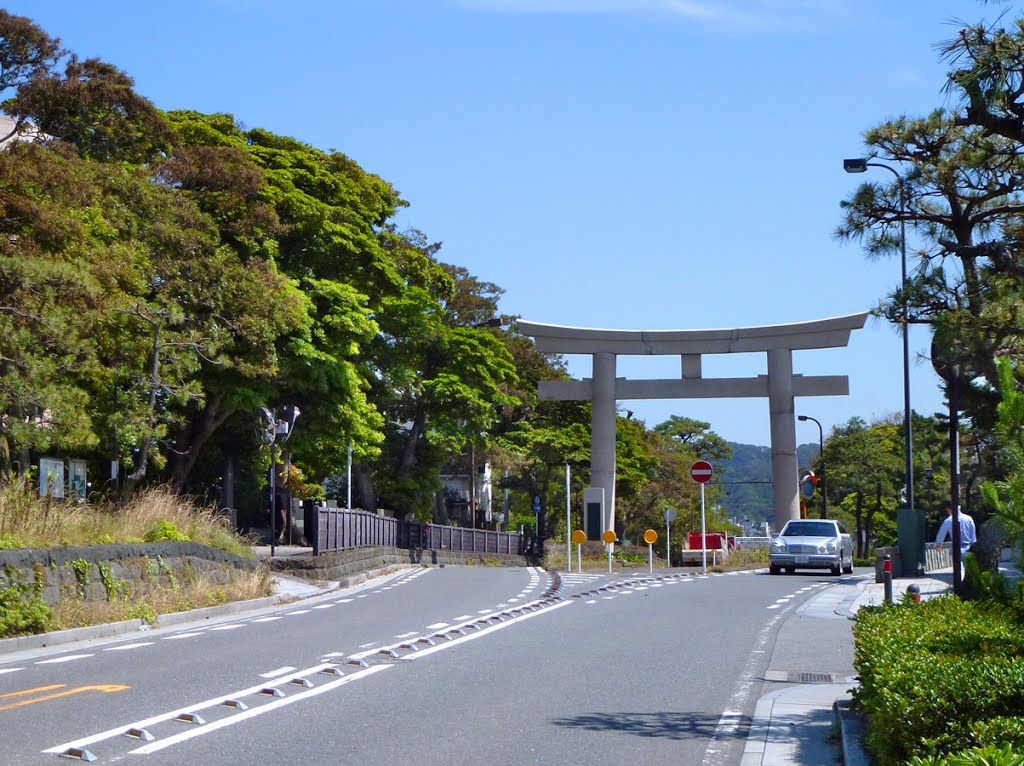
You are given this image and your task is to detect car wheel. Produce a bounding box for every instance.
[769,564,780,576]
[842,555,853,575]
[785,566,795,575]
[830,562,841,576]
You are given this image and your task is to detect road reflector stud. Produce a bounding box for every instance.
[321,667,344,676]
[289,677,314,688]
[378,648,399,658]
[220,699,249,710]
[59,747,97,761]
[123,727,155,741]
[174,713,206,725]
[417,638,435,647]
[259,687,285,697]
[399,642,420,651]
[347,659,369,668]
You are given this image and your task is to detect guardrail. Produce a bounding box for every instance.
[314,509,525,557]
[734,536,773,550]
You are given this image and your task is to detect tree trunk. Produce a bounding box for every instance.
[171,393,231,493]
[854,490,865,558]
[353,462,377,514]
[120,315,161,501]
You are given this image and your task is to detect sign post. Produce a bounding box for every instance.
[643,529,658,573]
[571,529,586,574]
[565,464,571,572]
[663,508,676,568]
[602,529,617,573]
[691,461,713,573]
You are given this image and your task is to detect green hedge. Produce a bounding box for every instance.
[853,597,1024,765]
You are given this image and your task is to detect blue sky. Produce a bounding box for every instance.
[6,0,1002,448]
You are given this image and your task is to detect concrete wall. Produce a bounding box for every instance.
[0,543,259,606]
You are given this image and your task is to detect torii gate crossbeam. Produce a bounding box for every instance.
[517,312,868,534]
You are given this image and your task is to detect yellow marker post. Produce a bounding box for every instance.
[602,529,617,573]
[571,529,586,573]
[643,529,658,573]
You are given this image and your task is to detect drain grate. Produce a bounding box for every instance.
[765,670,839,684]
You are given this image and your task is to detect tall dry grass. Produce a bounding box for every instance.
[0,483,253,557]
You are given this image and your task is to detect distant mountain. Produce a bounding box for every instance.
[717,442,819,526]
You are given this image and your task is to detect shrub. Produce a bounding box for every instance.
[909,743,1024,765]
[143,520,189,543]
[0,570,53,637]
[854,597,1024,765]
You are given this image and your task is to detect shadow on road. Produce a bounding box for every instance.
[550,711,749,741]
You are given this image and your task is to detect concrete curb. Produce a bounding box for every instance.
[834,698,872,766]
[0,618,147,653]
[0,563,418,655]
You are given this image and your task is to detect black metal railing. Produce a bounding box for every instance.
[314,508,526,557]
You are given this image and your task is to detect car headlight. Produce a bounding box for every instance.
[771,540,786,552]
[826,541,837,553]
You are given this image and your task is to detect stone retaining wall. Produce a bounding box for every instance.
[0,543,259,606]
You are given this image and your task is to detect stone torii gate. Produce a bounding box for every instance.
[516,313,868,533]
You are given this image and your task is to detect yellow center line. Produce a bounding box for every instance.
[0,684,65,700]
[0,684,127,712]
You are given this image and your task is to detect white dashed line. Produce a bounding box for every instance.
[453,615,472,621]
[0,668,24,675]
[162,632,204,640]
[260,666,297,678]
[426,622,449,630]
[395,632,418,639]
[336,599,353,604]
[478,609,494,615]
[287,610,311,616]
[210,624,244,631]
[312,604,334,610]
[104,642,154,652]
[36,654,93,664]
[251,616,283,623]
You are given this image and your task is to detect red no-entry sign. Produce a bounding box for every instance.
[690,460,713,484]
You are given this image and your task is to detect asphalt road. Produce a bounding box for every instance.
[0,564,860,765]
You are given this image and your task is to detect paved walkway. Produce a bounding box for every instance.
[745,565,1021,765]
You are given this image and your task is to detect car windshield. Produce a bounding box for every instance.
[782,521,836,537]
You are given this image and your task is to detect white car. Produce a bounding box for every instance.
[769,519,854,576]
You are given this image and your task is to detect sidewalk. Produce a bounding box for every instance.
[744,567,958,766]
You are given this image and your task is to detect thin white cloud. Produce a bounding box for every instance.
[454,0,849,31]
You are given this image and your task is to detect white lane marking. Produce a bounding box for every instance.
[321,652,345,658]
[509,598,520,602]
[703,605,786,766]
[585,600,597,604]
[312,604,334,610]
[104,642,154,652]
[426,622,449,630]
[209,624,244,631]
[356,595,368,599]
[602,596,615,600]
[453,615,472,621]
[775,598,791,604]
[395,632,418,639]
[381,587,393,590]
[336,598,353,604]
[478,609,494,615]
[44,662,343,755]
[251,616,283,623]
[162,632,204,640]
[35,654,93,664]
[633,587,648,591]
[287,610,311,616]
[0,668,24,675]
[259,666,297,678]
[357,642,378,649]
[766,604,781,609]
[129,665,393,754]
[409,601,573,660]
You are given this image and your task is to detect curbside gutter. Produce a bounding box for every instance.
[834,698,872,766]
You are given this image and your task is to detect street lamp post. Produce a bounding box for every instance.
[843,158,914,514]
[798,415,826,518]
[260,405,300,558]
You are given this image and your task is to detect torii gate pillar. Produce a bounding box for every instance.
[517,313,867,533]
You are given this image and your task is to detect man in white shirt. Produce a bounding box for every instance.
[935,500,977,579]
